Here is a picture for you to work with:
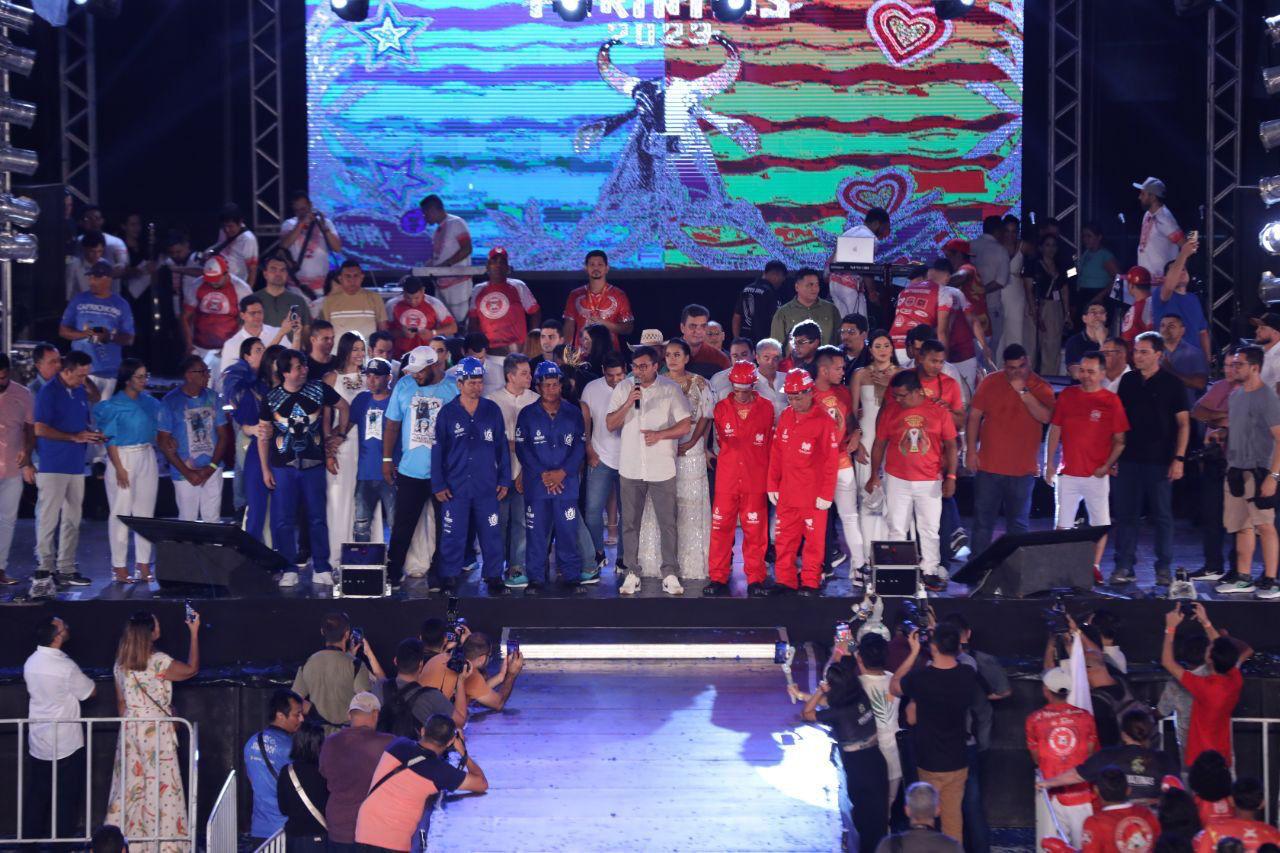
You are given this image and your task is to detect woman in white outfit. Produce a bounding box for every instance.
[324,332,366,563]
[638,339,712,585]
[849,331,900,568]
[95,359,162,584]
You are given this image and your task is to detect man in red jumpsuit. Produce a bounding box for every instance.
[767,368,840,595]
[1027,667,1098,848]
[705,362,775,598]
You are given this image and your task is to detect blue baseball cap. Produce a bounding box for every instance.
[533,361,563,382]
[456,356,486,379]
[88,260,113,278]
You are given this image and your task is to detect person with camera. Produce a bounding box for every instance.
[374,637,468,733]
[1212,344,1280,598]
[1161,604,1252,769]
[281,191,343,299]
[799,645,889,852]
[873,782,963,853]
[1026,667,1099,848]
[890,622,977,843]
[319,692,394,853]
[421,632,524,713]
[852,632,904,816]
[291,612,386,733]
[354,713,487,852]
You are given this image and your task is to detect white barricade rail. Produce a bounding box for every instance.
[4,715,197,848]
[253,828,287,853]
[206,770,237,853]
[1160,714,1277,824]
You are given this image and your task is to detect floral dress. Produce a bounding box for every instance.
[106,651,189,852]
[638,373,712,579]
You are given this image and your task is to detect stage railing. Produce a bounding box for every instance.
[206,769,238,853]
[3,715,197,848]
[254,828,287,852]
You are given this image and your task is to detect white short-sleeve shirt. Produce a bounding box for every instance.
[1137,206,1183,279]
[607,375,692,482]
[280,216,339,284]
[23,645,96,761]
[580,376,624,470]
[213,230,259,282]
[485,386,538,478]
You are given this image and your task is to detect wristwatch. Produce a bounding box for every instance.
[1174,455,1186,462]
[1271,471,1280,483]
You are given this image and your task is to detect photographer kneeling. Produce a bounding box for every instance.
[798,646,889,853]
[421,632,523,713]
[374,638,468,734]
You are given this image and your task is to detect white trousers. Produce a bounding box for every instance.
[174,468,222,522]
[834,467,866,567]
[1035,791,1092,849]
[327,436,358,560]
[1055,474,1111,527]
[854,457,889,552]
[0,475,23,574]
[884,473,942,574]
[403,505,437,577]
[105,445,159,566]
[949,358,978,401]
[999,283,1027,352]
[439,282,473,324]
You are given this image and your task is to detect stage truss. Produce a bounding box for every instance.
[1047,0,1082,259]
[1205,0,1242,345]
[249,0,286,240]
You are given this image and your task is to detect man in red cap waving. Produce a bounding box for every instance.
[767,368,840,594]
[704,362,776,597]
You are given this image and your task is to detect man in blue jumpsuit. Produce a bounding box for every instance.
[430,356,512,595]
[515,362,586,595]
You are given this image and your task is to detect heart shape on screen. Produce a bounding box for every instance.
[838,172,911,216]
[867,0,954,68]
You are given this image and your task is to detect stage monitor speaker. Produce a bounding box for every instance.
[951,526,1108,598]
[120,517,288,596]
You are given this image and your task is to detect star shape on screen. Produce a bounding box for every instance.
[348,0,430,69]
[374,156,430,205]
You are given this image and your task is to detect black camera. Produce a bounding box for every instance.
[1043,599,1070,635]
[1180,601,1198,619]
[446,644,469,674]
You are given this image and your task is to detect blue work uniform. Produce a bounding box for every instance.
[515,400,585,583]
[430,397,511,580]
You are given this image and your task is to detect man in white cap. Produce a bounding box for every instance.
[1133,177,1185,281]
[1025,666,1098,849]
[318,690,394,850]
[383,345,459,588]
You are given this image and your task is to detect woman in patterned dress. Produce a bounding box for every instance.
[106,610,200,852]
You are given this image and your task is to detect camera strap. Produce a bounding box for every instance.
[367,753,427,799]
[258,731,279,780]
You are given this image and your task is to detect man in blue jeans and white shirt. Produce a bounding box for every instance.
[349,357,396,543]
[579,353,628,573]
[485,353,539,587]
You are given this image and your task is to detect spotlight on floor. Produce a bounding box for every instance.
[330,0,370,22]
[933,0,974,20]
[552,0,590,22]
[711,0,748,22]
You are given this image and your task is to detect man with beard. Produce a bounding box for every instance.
[563,249,634,349]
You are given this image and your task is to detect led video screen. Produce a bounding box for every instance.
[305,0,1023,271]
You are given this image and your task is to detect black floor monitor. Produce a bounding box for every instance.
[119,517,288,596]
[951,526,1109,598]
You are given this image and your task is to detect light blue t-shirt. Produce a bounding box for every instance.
[61,291,134,377]
[384,377,458,480]
[93,392,161,447]
[158,387,227,478]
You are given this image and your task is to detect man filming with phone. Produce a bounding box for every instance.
[291,612,386,733]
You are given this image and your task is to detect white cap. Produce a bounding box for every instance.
[404,345,438,375]
[1042,666,1072,696]
[1131,176,1167,198]
[348,691,381,714]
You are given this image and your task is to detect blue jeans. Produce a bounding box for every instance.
[961,744,990,853]
[243,443,270,543]
[269,464,330,572]
[1112,460,1174,573]
[970,472,1034,557]
[584,462,622,557]
[939,496,962,564]
[353,479,396,543]
[498,489,527,570]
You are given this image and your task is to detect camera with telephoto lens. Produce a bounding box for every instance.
[1187,442,1224,465]
[1043,599,1070,635]
[444,596,469,673]
[897,598,931,644]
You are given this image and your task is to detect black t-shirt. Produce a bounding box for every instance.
[1077,744,1174,802]
[259,380,342,469]
[735,278,790,341]
[816,692,878,747]
[307,354,336,382]
[1090,683,1126,748]
[1063,332,1101,369]
[276,760,330,837]
[842,348,871,386]
[900,664,977,772]
[1117,369,1187,464]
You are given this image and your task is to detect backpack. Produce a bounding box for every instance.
[377,677,428,739]
[1093,664,1158,747]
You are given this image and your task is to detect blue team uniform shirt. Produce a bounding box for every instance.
[158,387,227,478]
[1152,290,1209,343]
[93,392,161,446]
[515,400,585,500]
[385,377,458,480]
[60,291,134,377]
[242,726,292,838]
[350,390,395,481]
[430,396,511,497]
[34,376,91,474]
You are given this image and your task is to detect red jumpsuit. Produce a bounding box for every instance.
[1194,817,1280,852]
[1080,804,1157,853]
[767,404,839,589]
[709,393,775,584]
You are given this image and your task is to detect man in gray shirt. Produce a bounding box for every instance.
[371,638,468,730]
[1214,344,1280,599]
[875,783,963,853]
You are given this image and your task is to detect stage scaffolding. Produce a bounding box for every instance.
[249,0,286,241]
[1205,0,1243,345]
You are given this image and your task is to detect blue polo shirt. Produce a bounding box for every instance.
[93,392,161,447]
[385,377,458,480]
[242,726,292,839]
[515,399,585,500]
[1152,290,1208,343]
[34,375,91,474]
[430,396,511,498]
[350,390,394,481]
[61,291,134,377]
[158,387,227,478]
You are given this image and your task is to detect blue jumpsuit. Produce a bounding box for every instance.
[430,396,511,580]
[515,400,586,583]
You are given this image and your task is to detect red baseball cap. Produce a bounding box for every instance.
[728,361,758,388]
[1125,265,1152,287]
[202,255,227,282]
[783,368,814,395]
[942,238,971,256]
[488,247,508,262]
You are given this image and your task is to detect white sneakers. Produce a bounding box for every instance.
[619,572,642,595]
[312,571,335,586]
[277,571,300,588]
[662,576,685,596]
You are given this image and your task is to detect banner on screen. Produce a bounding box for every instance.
[306,0,1023,271]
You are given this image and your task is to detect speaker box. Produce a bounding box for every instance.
[120,517,287,596]
[951,527,1108,598]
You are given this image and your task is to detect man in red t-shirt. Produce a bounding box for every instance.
[1193,777,1280,852]
[1046,351,1129,573]
[1079,767,1158,853]
[468,247,540,384]
[184,254,253,362]
[1160,603,1252,768]
[1027,667,1098,848]
[814,345,864,575]
[890,264,950,361]
[563,249,634,350]
[705,362,775,597]
[680,303,731,379]
[1120,267,1154,346]
[868,370,958,581]
[385,275,457,357]
[967,343,1056,556]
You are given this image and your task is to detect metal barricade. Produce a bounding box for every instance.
[1160,713,1278,824]
[3,715,198,848]
[253,828,286,853]
[206,770,237,853]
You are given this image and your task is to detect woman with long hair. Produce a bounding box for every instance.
[105,609,200,852]
[637,339,712,590]
[94,359,162,583]
[849,330,900,569]
[576,323,615,376]
[1023,231,1070,375]
[276,722,330,852]
[323,332,366,563]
